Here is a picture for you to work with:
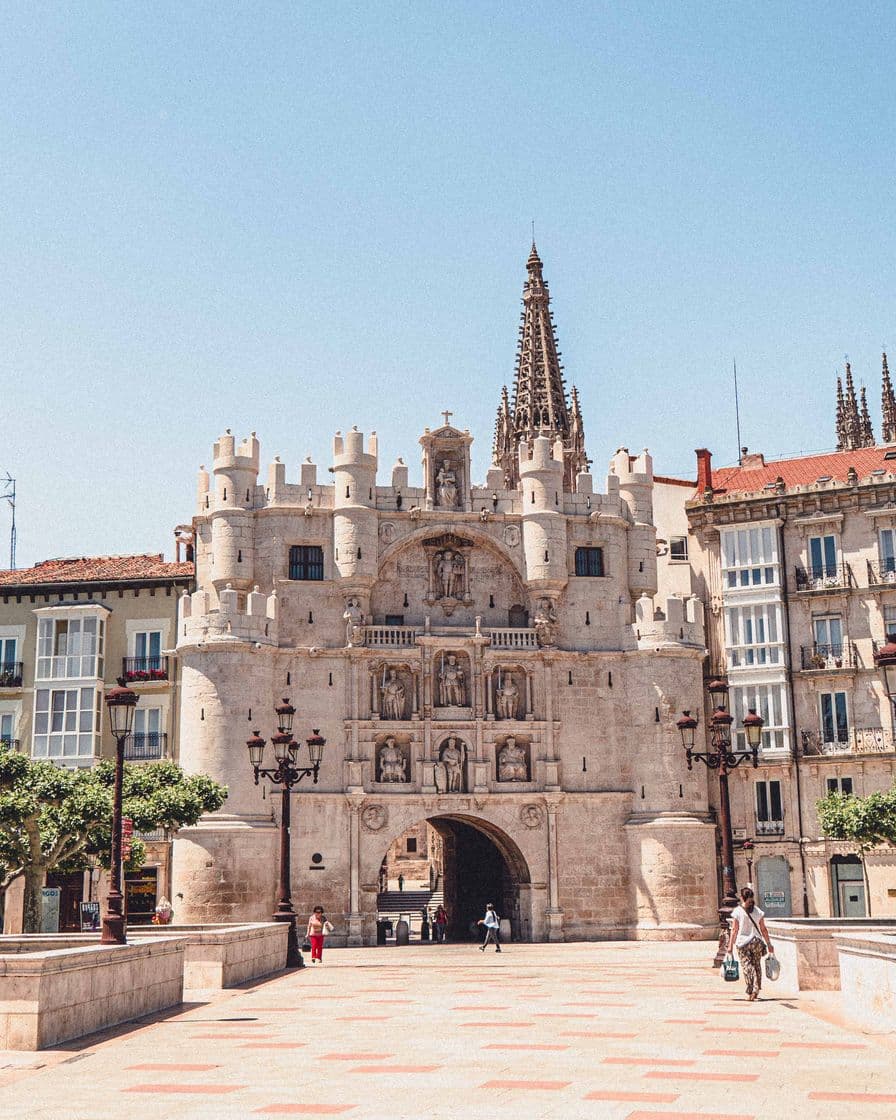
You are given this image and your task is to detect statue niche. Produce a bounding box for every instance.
[496,735,529,782]
[423,533,472,616]
[377,736,408,784]
[436,735,466,793]
[494,668,521,720]
[381,668,408,721]
[436,651,468,708]
[435,459,459,509]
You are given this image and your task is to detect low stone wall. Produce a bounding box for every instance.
[0,935,185,1050]
[131,922,287,988]
[766,918,896,994]
[835,932,896,1033]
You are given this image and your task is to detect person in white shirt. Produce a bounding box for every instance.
[478,903,502,952]
[726,886,774,1000]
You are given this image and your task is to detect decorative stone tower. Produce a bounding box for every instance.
[493,245,589,491]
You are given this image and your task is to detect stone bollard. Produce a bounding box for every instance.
[499,919,511,943]
[395,919,409,945]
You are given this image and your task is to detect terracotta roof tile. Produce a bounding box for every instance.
[712,446,896,496]
[0,554,194,588]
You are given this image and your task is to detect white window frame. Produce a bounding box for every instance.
[755,778,784,835]
[669,536,689,562]
[32,685,99,762]
[819,690,849,746]
[34,605,109,682]
[724,603,784,668]
[826,775,854,796]
[721,524,780,590]
[731,681,790,754]
[807,533,839,580]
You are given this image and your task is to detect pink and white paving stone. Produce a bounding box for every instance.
[0,941,894,1120]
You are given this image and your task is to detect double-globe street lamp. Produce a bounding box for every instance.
[247,699,326,968]
[676,677,764,965]
[101,678,139,945]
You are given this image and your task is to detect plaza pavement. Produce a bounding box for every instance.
[0,940,894,1120]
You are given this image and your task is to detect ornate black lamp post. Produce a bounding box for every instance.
[676,677,764,965]
[101,679,138,945]
[874,635,896,716]
[247,699,325,968]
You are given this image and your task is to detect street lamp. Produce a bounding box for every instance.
[676,680,763,965]
[101,678,138,945]
[874,634,896,711]
[247,700,325,968]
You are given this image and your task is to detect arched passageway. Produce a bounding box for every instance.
[378,813,532,941]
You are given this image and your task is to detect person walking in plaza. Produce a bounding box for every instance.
[434,904,448,943]
[305,905,333,964]
[727,886,773,1000]
[478,903,501,952]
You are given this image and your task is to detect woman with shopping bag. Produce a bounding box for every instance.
[726,887,774,1000]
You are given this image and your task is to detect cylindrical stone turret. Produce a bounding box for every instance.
[519,436,568,586]
[210,431,260,591]
[332,428,378,582]
[611,447,657,599]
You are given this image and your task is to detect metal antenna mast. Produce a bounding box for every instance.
[2,474,15,570]
[733,358,743,465]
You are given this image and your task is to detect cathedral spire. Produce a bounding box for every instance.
[492,245,589,490]
[859,385,875,446]
[836,376,846,451]
[882,352,896,444]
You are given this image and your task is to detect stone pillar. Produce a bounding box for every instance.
[545,797,564,941]
[411,669,420,717]
[347,798,364,946]
[485,669,493,716]
[525,670,534,719]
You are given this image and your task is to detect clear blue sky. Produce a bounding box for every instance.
[3,3,896,567]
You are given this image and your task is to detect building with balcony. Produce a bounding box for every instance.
[0,551,193,931]
[686,365,896,919]
[173,247,717,945]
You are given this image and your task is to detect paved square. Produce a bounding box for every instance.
[0,942,893,1119]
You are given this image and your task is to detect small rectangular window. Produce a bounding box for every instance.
[288,545,324,581]
[384,614,405,626]
[827,776,853,795]
[669,536,688,561]
[574,547,604,577]
[406,837,417,853]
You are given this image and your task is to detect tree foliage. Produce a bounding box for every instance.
[0,745,227,931]
[816,788,896,852]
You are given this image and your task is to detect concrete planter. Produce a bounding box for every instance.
[835,932,896,1033]
[0,935,186,1050]
[131,922,288,988]
[766,918,896,994]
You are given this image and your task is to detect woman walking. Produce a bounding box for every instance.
[727,887,773,1000]
[305,905,333,964]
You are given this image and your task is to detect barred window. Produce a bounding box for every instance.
[288,545,324,581]
[574,547,604,577]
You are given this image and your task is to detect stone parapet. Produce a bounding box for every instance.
[766,917,896,994]
[633,593,705,650]
[131,922,288,988]
[0,935,185,1050]
[178,584,278,647]
[835,930,896,1033]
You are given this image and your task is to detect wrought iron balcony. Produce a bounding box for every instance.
[800,726,895,757]
[755,819,785,836]
[800,643,855,671]
[124,732,168,761]
[0,737,21,752]
[867,559,896,588]
[794,564,853,593]
[0,661,23,687]
[122,656,169,683]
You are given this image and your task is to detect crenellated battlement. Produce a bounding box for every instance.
[632,593,705,650]
[178,584,278,647]
[212,430,260,473]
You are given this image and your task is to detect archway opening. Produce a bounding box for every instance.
[376,814,531,942]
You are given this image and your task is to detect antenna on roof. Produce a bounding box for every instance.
[2,473,15,570]
[733,359,743,466]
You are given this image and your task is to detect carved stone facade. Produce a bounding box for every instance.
[172,250,717,945]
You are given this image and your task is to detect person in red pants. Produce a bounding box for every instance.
[305,905,333,963]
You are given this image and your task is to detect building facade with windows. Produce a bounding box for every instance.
[687,428,896,920]
[0,553,193,931]
[172,247,718,944]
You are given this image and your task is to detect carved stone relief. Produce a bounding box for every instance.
[519,803,545,829]
[361,804,388,831]
[376,736,408,783]
[497,735,528,782]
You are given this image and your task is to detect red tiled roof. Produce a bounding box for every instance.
[712,446,896,496]
[0,554,194,587]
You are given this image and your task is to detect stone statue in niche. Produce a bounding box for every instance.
[381,669,407,721]
[439,735,465,792]
[436,459,459,508]
[378,737,407,783]
[438,654,466,706]
[497,736,528,782]
[343,597,365,646]
[533,597,558,648]
[495,672,520,720]
[436,548,464,599]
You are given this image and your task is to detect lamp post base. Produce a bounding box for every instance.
[274,912,304,969]
[100,914,127,945]
[713,894,739,967]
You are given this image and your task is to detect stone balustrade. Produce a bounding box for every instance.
[363,625,420,647]
[488,628,538,650]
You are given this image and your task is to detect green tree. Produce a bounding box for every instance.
[816,787,896,916]
[0,745,226,932]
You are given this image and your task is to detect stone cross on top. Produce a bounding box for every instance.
[441,409,453,427]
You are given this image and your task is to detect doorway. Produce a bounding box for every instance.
[377,814,531,942]
[831,855,866,917]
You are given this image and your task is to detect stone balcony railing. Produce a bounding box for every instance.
[800,727,896,757]
[487,628,538,650]
[361,625,539,650]
[362,625,420,648]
